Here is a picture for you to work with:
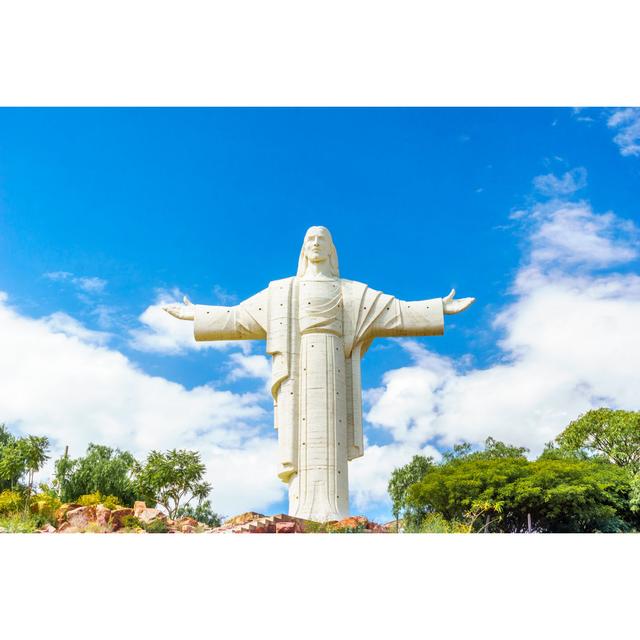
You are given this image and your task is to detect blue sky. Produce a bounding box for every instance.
[1,107,639,522]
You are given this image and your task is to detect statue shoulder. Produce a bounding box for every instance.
[268,276,296,289]
[340,278,381,296]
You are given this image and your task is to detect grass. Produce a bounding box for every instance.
[0,512,43,533]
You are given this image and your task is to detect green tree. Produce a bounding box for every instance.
[387,454,433,529]
[134,449,212,519]
[54,444,141,506]
[0,424,13,448]
[176,499,222,527]
[20,436,50,512]
[0,427,50,501]
[630,475,640,514]
[556,408,640,473]
[0,439,26,491]
[405,441,636,533]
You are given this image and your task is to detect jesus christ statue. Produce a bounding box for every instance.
[164,226,474,522]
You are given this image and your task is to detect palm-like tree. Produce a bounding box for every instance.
[20,436,50,513]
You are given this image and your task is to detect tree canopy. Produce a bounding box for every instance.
[401,437,638,533]
[556,408,640,473]
[387,454,433,524]
[134,449,212,519]
[54,443,141,506]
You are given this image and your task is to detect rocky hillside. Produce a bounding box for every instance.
[44,500,211,533]
[35,504,392,534]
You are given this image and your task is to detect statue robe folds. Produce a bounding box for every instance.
[193,277,444,519]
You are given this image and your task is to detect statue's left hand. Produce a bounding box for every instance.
[442,289,475,315]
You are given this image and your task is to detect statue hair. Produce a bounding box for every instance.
[296,226,340,278]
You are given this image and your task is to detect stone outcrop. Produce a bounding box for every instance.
[37,503,388,534]
[66,506,96,529]
[45,501,212,533]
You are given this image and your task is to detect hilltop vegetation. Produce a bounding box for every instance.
[0,424,221,533]
[388,409,640,533]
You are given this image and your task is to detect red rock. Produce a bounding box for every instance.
[138,508,163,525]
[133,501,146,516]
[40,523,57,533]
[57,522,81,533]
[96,505,111,528]
[222,512,265,527]
[66,506,96,529]
[54,503,81,524]
[275,521,298,533]
[180,524,196,533]
[177,517,198,528]
[110,507,134,529]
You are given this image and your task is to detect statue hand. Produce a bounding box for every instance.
[443,288,476,315]
[163,295,195,321]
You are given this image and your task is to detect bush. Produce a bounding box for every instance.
[54,444,141,506]
[30,490,61,524]
[120,514,143,531]
[144,518,169,534]
[0,489,23,515]
[0,512,41,532]
[76,492,121,510]
[412,513,468,533]
[326,522,368,533]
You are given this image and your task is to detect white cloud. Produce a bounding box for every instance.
[227,352,272,393]
[522,200,637,269]
[44,271,107,294]
[607,108,640,157]
[0,293,284,515]
[358,189,640,515]
[350,442,442,515]
[532,167,587,197]
[42,311,112,346]
[128,288,251,355]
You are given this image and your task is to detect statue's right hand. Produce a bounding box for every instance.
[163,295,195,321]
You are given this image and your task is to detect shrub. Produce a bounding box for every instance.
[84,522,104,534]
[413,513,468,533]
[120,514,143,530]
[326,522,368,533]
[0,489,23,515]
[0,512,41,533]
[30,491,61,524]
[144,518,168,534]
[302,521,329,533]
[76,492,121,510]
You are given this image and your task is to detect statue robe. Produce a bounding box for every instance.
[193,276,444,519]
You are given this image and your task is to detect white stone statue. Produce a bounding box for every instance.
[164,226,474,522]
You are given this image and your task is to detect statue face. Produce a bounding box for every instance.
[304,228,332,263]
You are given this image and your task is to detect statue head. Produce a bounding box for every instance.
[297,225,340,277]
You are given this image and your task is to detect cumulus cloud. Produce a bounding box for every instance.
[350,442,442,515]
[42,311,112,346]
[523,200,638,270]
[357,183,640,515]
[607,107,640,157]
[226,353,272,393]
[0,293,284,515]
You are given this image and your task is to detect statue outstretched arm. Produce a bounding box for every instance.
[442,288,475,315]
[163,290,268,342]
[367,289,475,339]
